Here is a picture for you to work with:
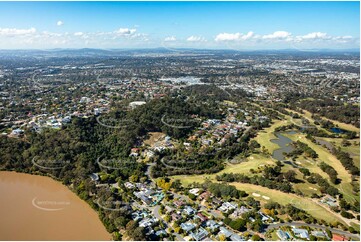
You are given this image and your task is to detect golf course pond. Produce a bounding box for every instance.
[270,130,298,161]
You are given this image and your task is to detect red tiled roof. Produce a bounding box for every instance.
[332,234,348,241]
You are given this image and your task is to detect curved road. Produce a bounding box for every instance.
[145,162,156,185]
[151,205,184,241]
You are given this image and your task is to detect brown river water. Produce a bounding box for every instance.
[0,171,111,240]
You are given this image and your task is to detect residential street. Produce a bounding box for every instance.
[151,205,185,241]
[266,222,360,240]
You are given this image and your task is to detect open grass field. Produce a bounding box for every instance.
[279,110,359,203]
[300,109,360,134]
[172,111,358,201]
[229,183,344,225]
[350,222,361,233]
[253,117,293,154]
[285,108,335,136]
[171,174,211,187]
[170,110,359,225]
[293,182,322,197]
[341,144,360,169]
[270,231,279,241]
[171,153,275,186]
[221,154,275,174]
[284,133,351,182]
[294,158,329,180]
[285,108,360,137]
[283,109,359,173]
[279,165,323,196]
[283,132,358,203]
[170,174,354,226]
[323,138,360,168]
[143,132,166,146]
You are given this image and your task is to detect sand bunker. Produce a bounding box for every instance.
[252,193,261,197]
[262,196,270,200]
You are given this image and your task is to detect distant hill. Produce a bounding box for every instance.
[0,47,358,58]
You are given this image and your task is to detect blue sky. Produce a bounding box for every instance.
[0,1,359,49]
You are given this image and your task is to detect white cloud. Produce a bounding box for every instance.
[43,32,60,37]
[186,35,206,42]
[298,32,328,40]
[242,31,254,40]
[57,21,63,26]
[94,27,147,41]
[212,30,357,49]
[0,26,356,49]
[0,27,36,36]
[333,35,355,43]
[215,33,242,41]
[215,31,254,41]
[0,26,150,48]
[339,35,353,39]
[262,31,291,39]
[114,28,136,35]
[164,36,176,41]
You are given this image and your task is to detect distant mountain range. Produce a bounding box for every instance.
[0,47,359,58]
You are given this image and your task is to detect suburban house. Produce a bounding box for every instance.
[171,213,182,221]
[231,206,250,217]
[174,200,185,208]
[124,182,135,189]
[277,229,289,241]
[230,233,245,241]
[218,227,233,238]
[89,173,99,182]
[184,206,197,215]
[195,212,208,222]
[190,227,209,241]
[199,191,211,200]
[218,202,237,213]
[180,222,196,233]
[211,197,222,207]
[189,188,200,196]
[205,220,220,231]
[292,228,310,239]
[332,234,348,241]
